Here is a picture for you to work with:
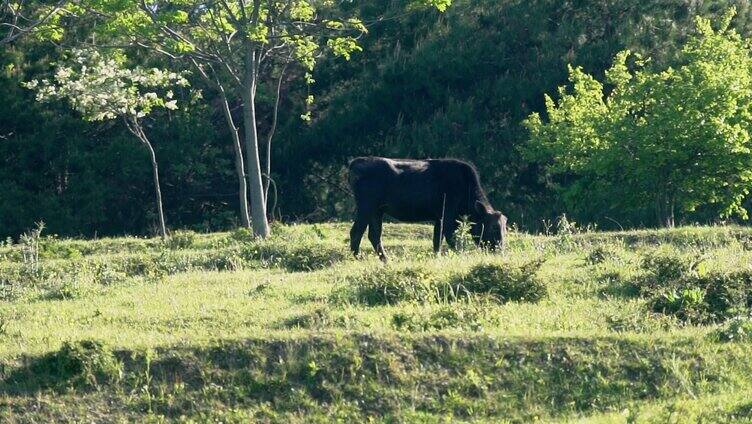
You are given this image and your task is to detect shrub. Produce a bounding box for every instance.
[716,315,752,342]
[40,238,83,260]
[229,227,255,243]
[454,217,477,253]
[46,340,122,387]
[165,230,197,250]
[392,304,492,332]
[282,307,332,329]
[585,245,623,265]
[337,260,546,306]
[122,253,164,278]
[46,266,100,300]
[652,286,707,323]
[243,241,347,272]
[0,264,30,301]
[459,259,547,303]
[338,265,444,306]
[636,249,700,293]
[637,250,752,323]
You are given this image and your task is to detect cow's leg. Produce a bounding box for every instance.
[350,212,369,259]
[442,215,460,250]
[433,221,442,254]
[368,214,387,262]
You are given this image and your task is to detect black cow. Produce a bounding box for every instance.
[348,156,507,262]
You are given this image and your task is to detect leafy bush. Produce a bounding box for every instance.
[337,259,546,306]
[229,227,255,243]
[282,307,332,329]
[716,315,752,342]
[636,250,752,323]
[243,241,347,272]
[638,250,699,292]
[47,340,122,387]
[392,304,493,331]
[337,265,444,306]
[459,259,547,303]
[454,217,477,253]
[165,230,197,250]
[652,287,707,323]
[40,237,83,260]
[585,245,623,265]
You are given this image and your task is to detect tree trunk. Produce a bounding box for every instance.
[218,84,251,229]
[242,46,270,238]
[264,65,287,210]
[145,141,168,239]
[665,196,676,228]
[125,118,167,239]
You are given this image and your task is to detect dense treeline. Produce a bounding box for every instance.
[3,0,752,238]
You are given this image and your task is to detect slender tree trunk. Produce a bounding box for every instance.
[666,195,676,228]
[125,118,167,239]
[264,65,287,209]
[145,141,168,239]
[218,84,251,229]
[242,46,270,238]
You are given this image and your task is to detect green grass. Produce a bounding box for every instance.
[2,223,752,422]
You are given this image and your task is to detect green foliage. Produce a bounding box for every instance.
[165,229,197,250]
[274,0,752,230]
[241,237,348,272]
[636,249,752,323]
[585,245,622,265]
[337,259,545,306]
[717,315,752,342]
[453,216,476,252]
[14,340,123,389]
[459,260,547,303]
[337,264,445,305]
[10,2,752,235]
[526,9,752,226]
[391,304,492,331]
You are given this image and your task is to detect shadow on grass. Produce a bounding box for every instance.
[2,334,746,421]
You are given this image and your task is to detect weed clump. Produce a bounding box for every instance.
[716,315,752,342]
[636,250,752,323]
[283,307,332,329]
[243,241,347,272]
[165,230,197,249]
[337,265,444,306]
[459,259,547,303]
[337,259,546,306]
[392,304,494,332]
[17,340,123,389]
[585,245,624,265]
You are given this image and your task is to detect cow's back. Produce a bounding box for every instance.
[349,157,457,221]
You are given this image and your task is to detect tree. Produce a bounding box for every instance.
[1,0,71,45]
[25,48,189,238]
[43,0,451,238]
[524,9,752,227]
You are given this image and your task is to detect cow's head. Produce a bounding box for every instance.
[471,209,507,251]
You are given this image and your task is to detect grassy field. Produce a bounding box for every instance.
[1,223,752,423]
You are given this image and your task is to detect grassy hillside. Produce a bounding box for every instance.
[2,224,752,422]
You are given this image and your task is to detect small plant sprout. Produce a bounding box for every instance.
[24,48,189,238]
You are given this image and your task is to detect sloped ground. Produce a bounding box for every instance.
[1,224,752,423]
